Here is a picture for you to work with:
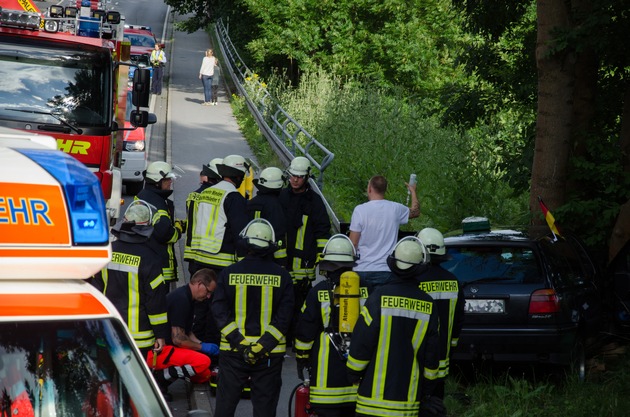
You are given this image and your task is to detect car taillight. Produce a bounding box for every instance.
[529,289,560,314]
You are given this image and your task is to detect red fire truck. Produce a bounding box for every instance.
[0,0,154,223]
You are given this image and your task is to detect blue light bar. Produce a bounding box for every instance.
[18,149,109,245]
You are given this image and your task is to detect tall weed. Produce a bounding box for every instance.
[276,69,527,232]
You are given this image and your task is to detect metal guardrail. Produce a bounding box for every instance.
[214,18,341,232]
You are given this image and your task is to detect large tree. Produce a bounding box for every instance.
[529,0,575,221]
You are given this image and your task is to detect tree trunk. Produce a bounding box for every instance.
[529,0,575,225]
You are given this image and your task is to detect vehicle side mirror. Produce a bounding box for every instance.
[129,111,157,128]
[132,68,151,107]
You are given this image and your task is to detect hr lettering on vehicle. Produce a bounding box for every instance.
[56,139,91,155]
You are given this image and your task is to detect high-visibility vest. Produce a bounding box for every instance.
[184,181,238,268]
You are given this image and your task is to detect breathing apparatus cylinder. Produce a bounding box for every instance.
[338,271,360,333]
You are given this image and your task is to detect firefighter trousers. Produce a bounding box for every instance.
[214,353,284,417]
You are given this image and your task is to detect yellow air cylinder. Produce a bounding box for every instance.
[338,271,360,333]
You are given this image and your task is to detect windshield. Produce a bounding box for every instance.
[443,245,541,284]
[125,34,155,48]
[0,41,110,128]
[0,320,169,417]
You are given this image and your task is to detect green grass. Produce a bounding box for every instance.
[440,345,630,416]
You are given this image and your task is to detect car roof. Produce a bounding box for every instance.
[445,229,534,244]
[123,24,155,35]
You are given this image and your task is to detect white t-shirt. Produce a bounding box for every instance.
[349,199,409,272]
[200,56,217,76]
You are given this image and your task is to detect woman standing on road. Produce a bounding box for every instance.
[199,49,218,106]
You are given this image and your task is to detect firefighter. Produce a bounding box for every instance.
[91,200,169,358]
[416,227,465,413]
[185,154,250,274]
[185,155,250,345]
[184,157,223,275]
[346,236,445,417]
[211,219,294,417]
[247,166,288,267]
[137,161,184,285]
[294,234,370,417]
[279,156,331,344]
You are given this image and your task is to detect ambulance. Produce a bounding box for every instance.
[0,128,207,417]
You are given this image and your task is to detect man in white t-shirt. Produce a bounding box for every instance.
[348,175,420,287]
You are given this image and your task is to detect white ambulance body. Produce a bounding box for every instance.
[0,128,172,416]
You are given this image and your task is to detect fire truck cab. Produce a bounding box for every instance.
[0,129,205,416]
[0,1,155,224]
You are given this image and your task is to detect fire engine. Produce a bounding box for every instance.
[0,0,155,223]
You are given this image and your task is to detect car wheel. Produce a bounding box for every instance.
[125,181,143,195]
[569,335,587,383]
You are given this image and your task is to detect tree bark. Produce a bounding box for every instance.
[529,0,575,225]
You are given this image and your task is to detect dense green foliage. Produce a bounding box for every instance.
[271,70,528,231]
[167,0,630,255]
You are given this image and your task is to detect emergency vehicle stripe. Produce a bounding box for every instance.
[0,249,110,258]
[0,293,108,316]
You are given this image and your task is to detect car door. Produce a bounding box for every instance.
[538,235,603,336]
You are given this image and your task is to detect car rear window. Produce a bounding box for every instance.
[443,246,541,284]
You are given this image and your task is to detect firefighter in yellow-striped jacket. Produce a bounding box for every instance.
[294,234,371,417]
[247,167,288,267]
[279,156,331,344]
[347,236,444,417]
[211,219,294,417]
[90,201,169,358]
[184,155,250,274]
[416,228,465,409]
